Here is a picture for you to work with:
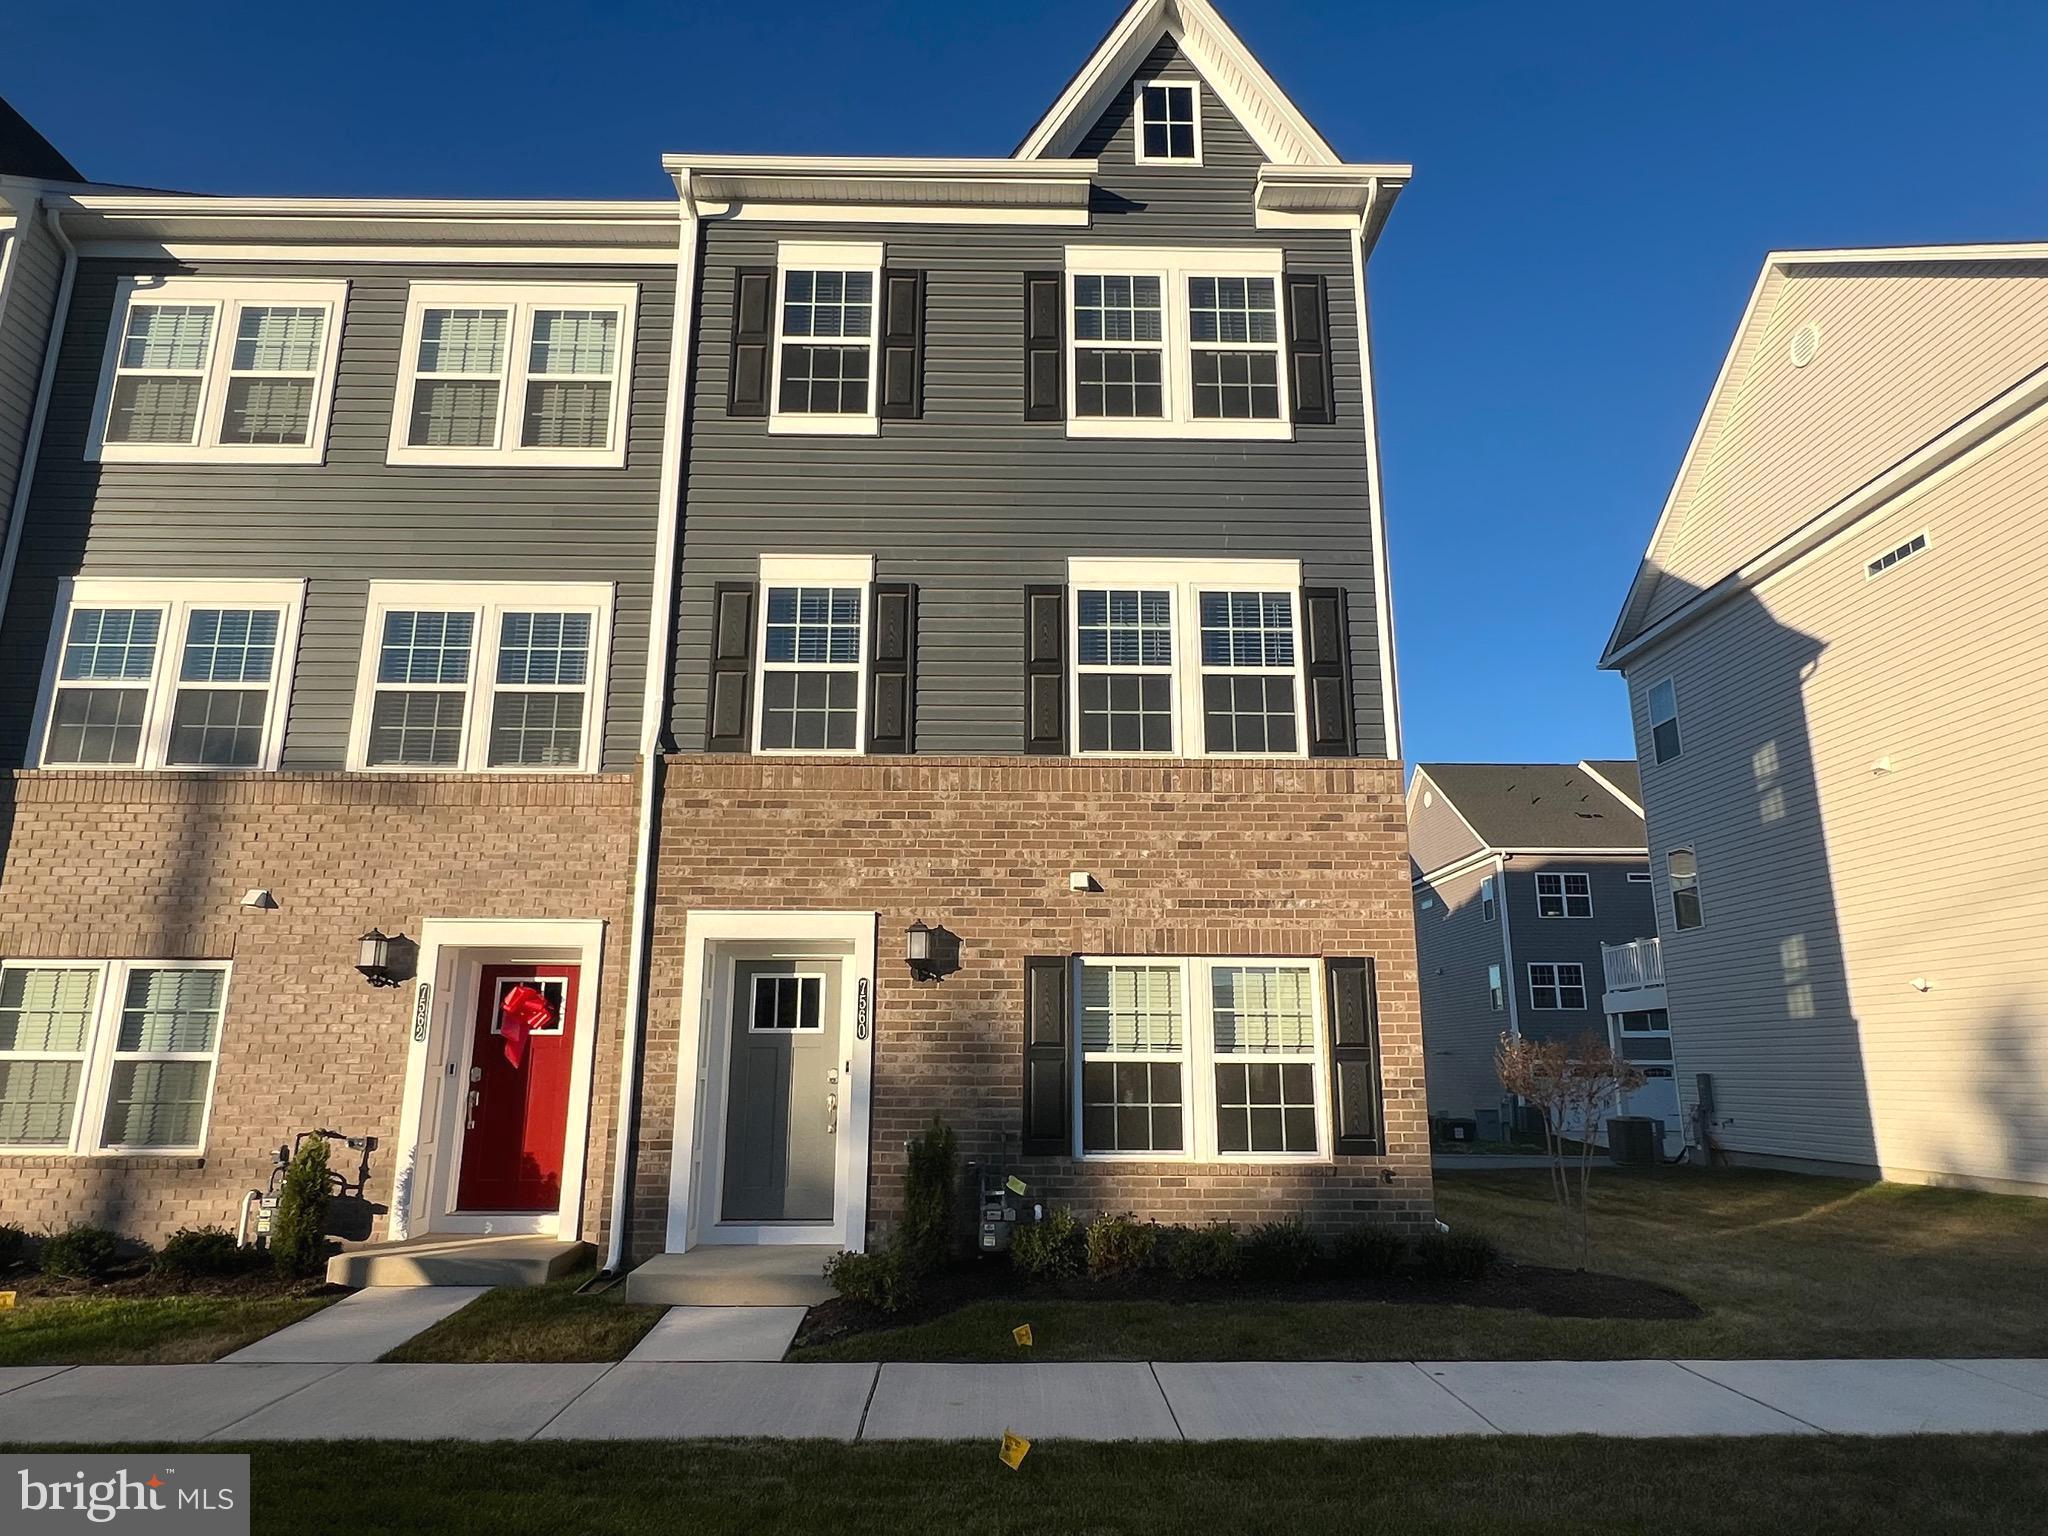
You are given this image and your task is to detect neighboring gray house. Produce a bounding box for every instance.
[1408,761,1677,1146]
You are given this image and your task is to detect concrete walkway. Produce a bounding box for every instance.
[222,1286,489,1363]
[2,1357,2046,1443]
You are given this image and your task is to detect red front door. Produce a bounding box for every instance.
[457,962,578,1213]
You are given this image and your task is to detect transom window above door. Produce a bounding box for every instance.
[1134,79,1201,163]
[349,582,612,773]
[389,283,636,466]
[88,278,348,464]
[770,242,884,436]
[31,580,305,772]
[754,555,872,754]
[1068,558,1306,759]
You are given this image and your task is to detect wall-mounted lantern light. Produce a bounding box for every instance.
[905,920,960,984]
[357,929,410,988]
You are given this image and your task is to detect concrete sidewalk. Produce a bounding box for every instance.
[1,1357,2044,1443]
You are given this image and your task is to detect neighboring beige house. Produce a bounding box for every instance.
[1601,241,2048,1196]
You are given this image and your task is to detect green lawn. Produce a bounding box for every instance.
[152,1436,2048,1535]
[0,1292,335,1365]
[381,1267,665,1362]
[796,1167,2048,1362]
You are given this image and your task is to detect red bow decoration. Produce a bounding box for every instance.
[499,983,557,1069]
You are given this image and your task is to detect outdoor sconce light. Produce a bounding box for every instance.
[904,920,961,984]
[356,933,403,991]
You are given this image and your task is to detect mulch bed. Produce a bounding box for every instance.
[792,1260,1701,1351]
[1,1262,339,1305]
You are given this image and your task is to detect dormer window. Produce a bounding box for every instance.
[1135,80,1201,164]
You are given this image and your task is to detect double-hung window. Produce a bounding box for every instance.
[754,555,870,754]
[1066,248,1289,440]
[1648,679,1681,764]
[1069,558,1306,759]
[1076,957,1327,1161]
[1481,875,1498,922]
[1487,964,1505,1012]
[770,242,883,435]
[1528,962,1587,1010]
[1668,848,1705,930]
[1536,872,1593,918]
[389,284,635,466]
[32,580,304,771]
[350,582,612,772]
[1133,79,1201,164]
[0,960,230,1155]
[88,278,347,463]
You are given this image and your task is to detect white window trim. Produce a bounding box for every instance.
[346,580,613,774]
[386,282,637,468]
[29,578,306,773]
[1528,961,1589,1011]
[1648,677,1681,764]
[0,959,231,1157]
[87,277,348,465]
[1132,77,1204,166]
[1067,556,1305,761]
[752,552,873,757]
[1535,871,1595,919]
[1072,955,1330,1165]
[1064,245,1291,442]
[768,241,885,438]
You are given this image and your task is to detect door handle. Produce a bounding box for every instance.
[466,1088,481,1130]
[826,1090,838,1135]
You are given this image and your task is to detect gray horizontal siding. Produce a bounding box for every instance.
[0,214,65,549]
[1505,854,1657,1045]
[0,260,673,771]
[670,37,1388,756]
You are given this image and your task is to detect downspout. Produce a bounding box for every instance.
[0,203,77,634]
[601,180,702,1276]
[1350,178,1403,762]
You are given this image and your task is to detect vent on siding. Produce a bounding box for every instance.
[1866,531,1928,580]
[1788,322,1822,368]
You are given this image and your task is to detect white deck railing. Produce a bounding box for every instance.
[1601,936,1664,993]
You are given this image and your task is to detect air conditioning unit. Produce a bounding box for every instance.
[1607,1116,1660,1166]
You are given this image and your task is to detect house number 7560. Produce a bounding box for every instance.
[856,978,870,1040]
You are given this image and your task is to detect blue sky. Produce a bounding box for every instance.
[10,0,2047,765]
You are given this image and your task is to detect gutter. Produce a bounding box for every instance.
[1350,176,1403,760]
[0,202,77,636]
[601,185,703,1278]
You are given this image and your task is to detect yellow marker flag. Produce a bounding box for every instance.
[1012,1323,1033,1347]
[0,1291,14,1310]
[999,1430,1031,1470]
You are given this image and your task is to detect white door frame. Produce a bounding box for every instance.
[389,917,606,1242]
[666,910,877,1254]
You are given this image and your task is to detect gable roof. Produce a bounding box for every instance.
[1014,0,1340,166]
[0,96,81,183]
[1415,762,1647,855]
[1603,241,2048,667]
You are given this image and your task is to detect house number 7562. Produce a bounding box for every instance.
[413,982,432,1042]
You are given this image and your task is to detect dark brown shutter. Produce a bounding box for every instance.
[1326,957,1384,1155]
[728,268,775,418]
[705,583,756,752]
[1024,585,1066,754]
[878,269,925,421]
[867,582,917,753]
[1302,585,1353,758]
[1286,273,1335,426]
[1024,272,1065,422]
[1022,955,1072,1155]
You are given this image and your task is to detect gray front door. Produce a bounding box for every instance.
[721,960,840,1222]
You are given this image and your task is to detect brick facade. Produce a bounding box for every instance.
[0,771,637,1247]
[628,755,1432,1258]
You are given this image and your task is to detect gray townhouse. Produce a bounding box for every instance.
[1407,761,1680,1149]
[0,0,1435,1293]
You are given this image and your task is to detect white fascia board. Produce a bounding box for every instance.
[51,194,682,253]
[666,157,1098,223]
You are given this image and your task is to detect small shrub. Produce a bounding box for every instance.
[1241,1216,1320,1280]
[1010,1206,1084,1282]
[40,1223,124,1280]
[824,1247,917,1313]
[1084,1212,1160,1279]
[1165,1220,1241,1282]
[899,1117,959,1276]
[0,1223,29,1271]
[1329,1223,1407,1278]
[153,1225,264,1279]
[1416,1227,1499,1283]
[269,1136,334,1278]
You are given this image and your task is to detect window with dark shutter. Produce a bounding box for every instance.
[877,271,925,421]
[1024,585,1067,753]
[1285,274,1334,426]
[1022,955,1072,1155]
[866,583,916,753]
[728,268,775,418]
[705,583,756,751]
[1324,957,1383,1155]
[1024,272,1065,422]
[1302,586,1352,757]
